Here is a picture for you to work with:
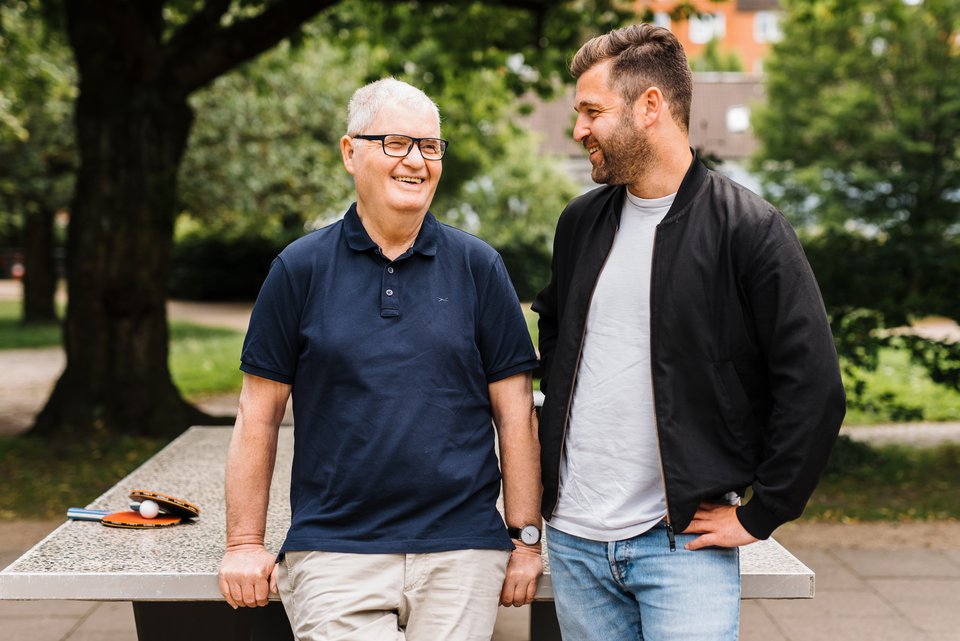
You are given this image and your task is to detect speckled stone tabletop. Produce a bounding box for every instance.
[0,426,813,601]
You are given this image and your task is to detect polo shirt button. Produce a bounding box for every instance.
[387,267,394,274]
[386,289,394,296]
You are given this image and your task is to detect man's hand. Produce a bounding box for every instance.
[218,544,278,608]
[682,502,759,551]
[499,545,542,607]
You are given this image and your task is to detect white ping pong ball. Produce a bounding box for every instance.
[139,500,160,519]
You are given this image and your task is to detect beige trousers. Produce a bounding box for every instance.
[278,548,511,641]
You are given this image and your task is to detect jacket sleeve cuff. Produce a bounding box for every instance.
[736,500,785,540]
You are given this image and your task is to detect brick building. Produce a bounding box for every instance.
[643,0,783,73]
[522,1,782,190]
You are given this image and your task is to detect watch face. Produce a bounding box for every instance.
[520,525,541,545]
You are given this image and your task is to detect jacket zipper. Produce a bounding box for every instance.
[552,230,618,512]
[650,225,676,552]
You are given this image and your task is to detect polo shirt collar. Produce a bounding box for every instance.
[343,203,439,257]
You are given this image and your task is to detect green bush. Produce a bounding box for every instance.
[169,232,287,301]
[498,239,552,302]
[823,435,883,476]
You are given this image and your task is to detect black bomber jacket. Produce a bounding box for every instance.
[532,155,846,540]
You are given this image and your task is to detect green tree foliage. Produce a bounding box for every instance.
[442,133,580,300]
[171,2,624,302]
[754,0,960,238]
[752,0,960,412]
[170,37,362,301]
[0,1,75,321]
[689,37,744,72]
[21,0,635,437]
[177,38,362,238]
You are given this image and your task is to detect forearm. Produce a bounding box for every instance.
[224,375,288,549]
[490,373,542,528]
[741,218,846,538]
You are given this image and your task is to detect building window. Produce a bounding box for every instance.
[754,11,782,43]
[689,13,726,45]
[726,105,751,133]
[652,11,671,30]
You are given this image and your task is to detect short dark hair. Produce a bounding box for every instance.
[571,24,693,132]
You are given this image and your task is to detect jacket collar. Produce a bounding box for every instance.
[343,202,439,257]
[606,148,708,226]
[662,148,708,225]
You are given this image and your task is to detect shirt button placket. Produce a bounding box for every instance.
[380,262,400,318]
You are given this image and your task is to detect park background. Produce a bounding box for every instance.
[1,0,959,639]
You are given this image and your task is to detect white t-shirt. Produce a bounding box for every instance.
[549,189,675,542]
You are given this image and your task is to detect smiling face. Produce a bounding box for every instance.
[341,101,443,220]
[573,60,654,186]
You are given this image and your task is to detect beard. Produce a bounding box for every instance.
[589,114,655,186]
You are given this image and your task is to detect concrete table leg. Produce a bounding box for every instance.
[133,602,294,641]
[530,601,563,641]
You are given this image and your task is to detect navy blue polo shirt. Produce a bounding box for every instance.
[240,204,539,554]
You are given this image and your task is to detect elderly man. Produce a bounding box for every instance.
[533,24,845,640]
[219,78,543,641]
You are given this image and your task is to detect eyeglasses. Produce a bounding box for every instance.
[352,134,449,161]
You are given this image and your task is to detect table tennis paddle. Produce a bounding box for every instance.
[67,503,144,521]
[129,489,200,519]
[100,510,181,529]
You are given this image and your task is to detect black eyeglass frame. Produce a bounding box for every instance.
[352,134,449,160]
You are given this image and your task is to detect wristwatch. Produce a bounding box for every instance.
[507,524,542,545]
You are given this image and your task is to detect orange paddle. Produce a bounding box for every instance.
[100,510,181,529]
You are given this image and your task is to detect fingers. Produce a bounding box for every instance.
[218,575,238,609]
[499,551,542,607]
[253,572,271,606]
[524,576,538,605]
[270,563,279,595]
[219,550,276,608]
[685,533,715,551]
[499,578,534,607]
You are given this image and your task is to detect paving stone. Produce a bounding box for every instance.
[762,589,899,621]
[833,549,960,578]
[942,550,960,566]
[787,548,862,591]
[67,602,137,641]
[773,614,923,641]
[0,613,79,640]
[0,599,94,617]
[493,605,530,641]
[739,601,788,641]
[869,578,960,633]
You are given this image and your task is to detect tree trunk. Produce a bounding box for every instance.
[21,209,58,324]
[33,82,227,437]
[31,6,230,437]
[30,0,345,437]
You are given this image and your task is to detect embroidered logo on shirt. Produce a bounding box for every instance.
[437,297,449,302]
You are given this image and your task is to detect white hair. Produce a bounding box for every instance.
[346,78,441,136]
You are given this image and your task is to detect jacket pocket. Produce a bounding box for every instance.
[711,360,761,458]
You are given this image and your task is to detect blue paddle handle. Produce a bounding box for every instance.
[66,508,109,521]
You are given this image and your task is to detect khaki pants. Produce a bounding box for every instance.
[278,549,511,641]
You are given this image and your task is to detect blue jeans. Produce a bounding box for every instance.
[546,523,740,641]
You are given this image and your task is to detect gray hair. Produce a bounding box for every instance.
[346,78,441,136]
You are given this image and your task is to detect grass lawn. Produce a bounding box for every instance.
[0,434,168,520]
[0,300,63,349]
[842,348,960,424]
[169,323,244,397]
[803,439,960,522]
[0,299,244,398]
